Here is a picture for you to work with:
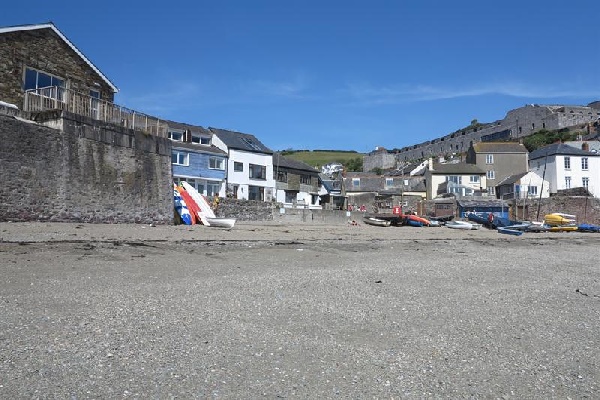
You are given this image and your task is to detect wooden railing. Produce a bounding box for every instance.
[24,86,168,137]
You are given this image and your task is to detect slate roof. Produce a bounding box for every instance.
[273,153,319,174]
[0,22,118,93]
[164,120,212,135]
[171,142,226,155]
[472,142,528,153]
[529,143,600,160]
[496,172,528,186]
[209,127,273,154]
[428,162,485,175]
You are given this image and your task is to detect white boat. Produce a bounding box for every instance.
[205,217,236,229]
[446,220,475,230]
[363,217,391,227]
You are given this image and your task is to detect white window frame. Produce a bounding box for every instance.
[469,175,480,183]
[582,177,589,189]
[209,157,225,170]
[528,186,538,196]
[385,178,393,187]
[172,151,189,166]
[582,157,588,171]
[168,130,184,142]
[352,178,360,188]
[564,156,571,170]
[487,170,495,180]
[565,176,571,189]
[486,154,494,164]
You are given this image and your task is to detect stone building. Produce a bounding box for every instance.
[365,102,600,168]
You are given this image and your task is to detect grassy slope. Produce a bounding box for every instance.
[282,151,364,168]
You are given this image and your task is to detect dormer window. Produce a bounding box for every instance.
[168,130,184,141]
[192,134,211,145]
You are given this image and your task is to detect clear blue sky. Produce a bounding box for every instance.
[3,1,599,152]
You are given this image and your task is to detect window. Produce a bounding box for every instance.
[191,134,211,145]
[469,175,480,183]
[486,154,494,164]
[582,157,588,171]
[385,178,393,187]
[487,170,495,180]
[564,157,571,170]
[582,177,589,190]
[488,186,495,195]
[234,162,243,172]
[447,175,462,184]
[565,176,571,189]
[277,170,287,182]
[352,178,360,188]
[300,175,311,185]
[249,164,266,180]
[285,191,297,203]
[209,157,225,170]
[528,186,538,196]
[168,131,184,141]
[171,151,189,166]
[207,183,220,196]
[90,90,100,119]
[24,67,65,100]
[248,185,264,201]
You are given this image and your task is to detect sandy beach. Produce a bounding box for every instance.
[1,221,599,398]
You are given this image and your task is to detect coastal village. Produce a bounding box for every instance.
[1,22,599,232]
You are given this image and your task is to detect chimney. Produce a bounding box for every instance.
[582,142,589,151]
[428,157,434,171]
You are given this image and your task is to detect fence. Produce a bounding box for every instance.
[24,86,168,137]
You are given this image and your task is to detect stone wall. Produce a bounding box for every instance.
[0,110,173,223]
[215,198,274,221]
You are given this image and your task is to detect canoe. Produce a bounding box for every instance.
[364,217,391,227]
[446,221,473,230]
[498,227,523,236]
[205,217,236,229]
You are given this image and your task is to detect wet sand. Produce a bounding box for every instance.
[1,221,599,398]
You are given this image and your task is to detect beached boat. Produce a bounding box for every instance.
[446,220,474,230]
[578,223,600,233]
[205,217,236,229]
[548,224,578,232]
[405,219,423,227]
[544,213,576,226]
[498,227,524,236]
[404,214,430,226]
[363,217,391,227]
[525,224,550,233]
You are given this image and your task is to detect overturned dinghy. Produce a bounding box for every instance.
[205,217,236,229]
[363,217,391,227]
[446,220,474,230]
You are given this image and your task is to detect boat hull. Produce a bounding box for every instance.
[205,217,236,229]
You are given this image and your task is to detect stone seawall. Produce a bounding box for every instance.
[0,111,173,223]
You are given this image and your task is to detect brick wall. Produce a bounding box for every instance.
[0,111,173,223]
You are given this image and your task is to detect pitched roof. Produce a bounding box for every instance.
[472,142,528,153]
[273,153,319,174]
[171,142,226,155]
[209,127,272,154]
[164,120,212,135]
[529,143,600,160]
[496,172,528,186]
[428,162,485,175]
[0,22,118,93]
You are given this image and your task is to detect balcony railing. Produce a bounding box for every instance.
[24,86,168,137]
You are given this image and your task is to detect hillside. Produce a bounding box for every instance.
[280,150,364,171]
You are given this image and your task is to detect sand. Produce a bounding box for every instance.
[1,221,599,398]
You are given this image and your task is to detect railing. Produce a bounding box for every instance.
[24,86,168,137]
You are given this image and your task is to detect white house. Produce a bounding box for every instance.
[424,160,487,199]
[210,128,276,201]
[528,143,600,197]
[496,171,550,200]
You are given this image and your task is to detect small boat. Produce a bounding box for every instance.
[548,224,578,232]
[446,220,474,230]
[544,213,576,226]
[404,214,430,226]
[526,224,550,233]
[578,223,600,233]
[498,227,523,236]
[363,217,391,227]
[205,217,236,228]
[405,219,423,227]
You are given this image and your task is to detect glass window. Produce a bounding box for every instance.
[470,175,480,183]
[385,178,393,187]
[564,157,571,170]
[582,177,589,189]
[234,162,243,172]
[249,164,266,180]
[171,151,188,166]
[487,170,495,180]
[168,131,183,141]
[486,154,494,164]
[207,183,220,196]
[582,157,588,170]
[528,186,538,195]
[209,157,225,170]
[565,176,571,188]
[447,175,462,184]
[300,175,311,185]
[488,186,495,195]
[352,178,360,188]
[248,185,264,201]
[285,191,297,203]
[277,170,287,182]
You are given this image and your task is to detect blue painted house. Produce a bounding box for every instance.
[167,121,227,197]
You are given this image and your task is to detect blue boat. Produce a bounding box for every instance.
[578,224,600,233]
[406,219,423,227]
[498,227,523,236]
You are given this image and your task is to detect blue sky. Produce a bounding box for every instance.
[3,1,599,152]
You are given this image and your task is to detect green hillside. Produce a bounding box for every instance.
[281,150,364,171]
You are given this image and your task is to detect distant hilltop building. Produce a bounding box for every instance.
[364,102,600,171]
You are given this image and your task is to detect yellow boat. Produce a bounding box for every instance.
[544,213,576,226]
[548,225,578,232]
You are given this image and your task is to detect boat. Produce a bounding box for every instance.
[363,217,391,227]
[404,214,430,226]
[525,224,550,233]
[503,222,532,231]
[498,227,523,236]
[544,213,576,226]
[548,224,578,232]
[466,212,492,227]
[205,217,236,229]
[446,220,474,230]
[578,223,600,233]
